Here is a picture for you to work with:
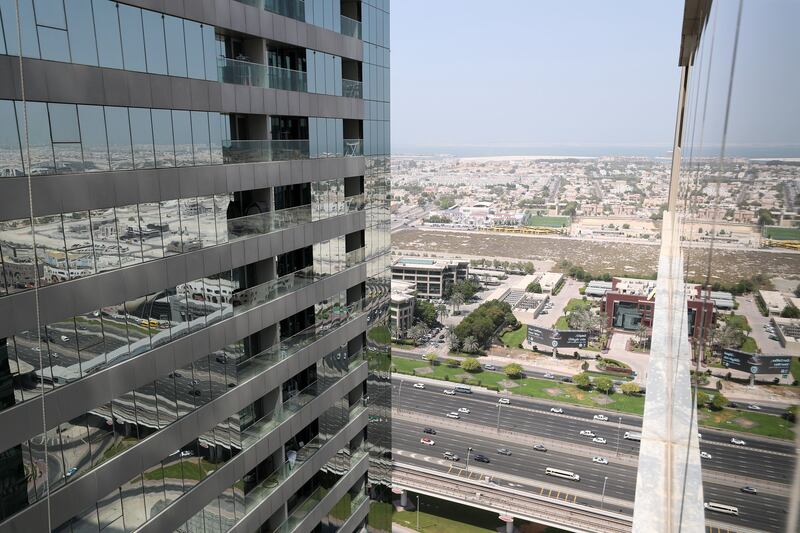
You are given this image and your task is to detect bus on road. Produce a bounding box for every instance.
[545,467,580,481]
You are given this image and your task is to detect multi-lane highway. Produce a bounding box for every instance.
[391,375,795,532]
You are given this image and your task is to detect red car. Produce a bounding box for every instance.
[420,437,435,446]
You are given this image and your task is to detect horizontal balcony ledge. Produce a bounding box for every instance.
[0,156,366,221]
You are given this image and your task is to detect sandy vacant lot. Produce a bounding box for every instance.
[394,229,800,283]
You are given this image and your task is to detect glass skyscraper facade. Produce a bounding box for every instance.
[0,0,389,531]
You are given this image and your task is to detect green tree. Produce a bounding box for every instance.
[620,382,641,396]
[414,299,438,327]
[716,321,745,349]
[425,353,438,366]
[504,363,524,378]
[710,393,728,410]
[450,292,465,315]
[581,360,589,372]
[435,303,448,322]
[461,336,479,354]
[526,281,542,293]
[696,391,710,407]
[757,208,775,226]
[444,358,459,368]
[408,324,429,344]
[780,304,800,319]
[594,376,614,394]
[460,357,481,372]
[573,372,592,389]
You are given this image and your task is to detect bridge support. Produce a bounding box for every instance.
[499,514,513,533]
[400,490,408,508]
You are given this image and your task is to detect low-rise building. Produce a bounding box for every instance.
[585,280,614,297]
[390,280,417,337]
[759,290,789,315]
[538,272,564,293]
[391,257,469,299]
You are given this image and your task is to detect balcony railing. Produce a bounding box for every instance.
[345,247,365,268]
[218,57,308,92]
[340,15,361,39]
[344,139,363,157]
[342,79,363,99]
[345,193,365,212]
[238,0,305,21]
[223,139,310,163]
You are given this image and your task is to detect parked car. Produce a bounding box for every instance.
[543,373,555,379]
[496,448,512,456]
[423,428,436,435]
[592,456,608,465]
[66,467,78,478]
[747,404,761,410]
[533,444,548,452]
[484,364,497,371]
[420,437,435,446]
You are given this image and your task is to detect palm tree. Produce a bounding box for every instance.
[436,303,448,322]
[462,336,479,354]
[450,292,465,315]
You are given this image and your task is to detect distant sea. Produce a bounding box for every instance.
[391,144,800,159]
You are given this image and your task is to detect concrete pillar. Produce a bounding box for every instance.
[506,518,514,533]
[400,490,408,507]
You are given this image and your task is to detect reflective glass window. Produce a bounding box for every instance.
[115,204,142,266]
[77,105,109,172]
[142,9,167,75]
[92,0,123,69]
[209,112,223,164]
[151,109,175,168]
[104,107,133,171]
[89,208,119,271]
[129,107,155,169]
[202,24,216,82]
[33,0,65,28]
[119,3,146,72]
[190,111,211,166]
[15,101,54,174]
[0,8,4,54]
[164,15,187,77]
[171,110,193,167]
[2,0,40,57]
[184,20,204,79]
[0,100,23,176]
[64,0,97,65]
[38,26,70,62]
[137,202,164,261]
[49,103,80,143]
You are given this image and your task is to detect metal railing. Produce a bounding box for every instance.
[218,57,308,92]
[343,139,363,157]
[342,78,363,98]
[340,15,361,39]
[222,139,310,163]
[238,0,305,21]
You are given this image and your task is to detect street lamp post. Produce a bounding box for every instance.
[416,494,420,531]
[601,476,608,510]
[466,447,473,471]
[615,416,622,457]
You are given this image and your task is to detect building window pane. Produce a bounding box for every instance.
[151,109,174,168]
[202,24,216,82]
[209,112,223,164]
[49,103,80,143]
[77,104,109,172]
[118,3,146,72]
[64,0,98,66]
[142,9,167,75]
[129,107,154,169]
[164,15,187,77]
[15,101,54,174]
[38,26,70,62]
[184,20,204,80]
[93,0,122,69]
[171,110,193,167]
[190,111,210,166]
[104,107,133,171]
[0,100,24,176]
[33,0,65,28]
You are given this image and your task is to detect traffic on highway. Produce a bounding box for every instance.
[391,375,794,531]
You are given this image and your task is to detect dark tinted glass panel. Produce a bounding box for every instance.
[171,110,193,167]
[129,108,155,169]
[0,100,22,176]
[105,107,133,170]
[93,0,122,69]
[15,101,54,174]
[119,3,146,72]
[151,109,175,168]
[202,24,216,82]
[164,15,187,77]
[141,9,167,75]
[33,0,65,28]
[77,105,109,172]
[190,112,211,166]
[184,20,204,79]
[64,0,98,66]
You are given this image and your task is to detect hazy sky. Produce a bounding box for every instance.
[390,1,800,157]
[391,0,685,155]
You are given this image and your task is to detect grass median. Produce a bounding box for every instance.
[393,492,502,533]
[393,358,796,439]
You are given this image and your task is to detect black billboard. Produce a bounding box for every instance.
[720,348,792,375]
[527,325,589,348]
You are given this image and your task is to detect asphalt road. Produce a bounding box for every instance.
[392,418,789,532]
[391,376,796,531]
